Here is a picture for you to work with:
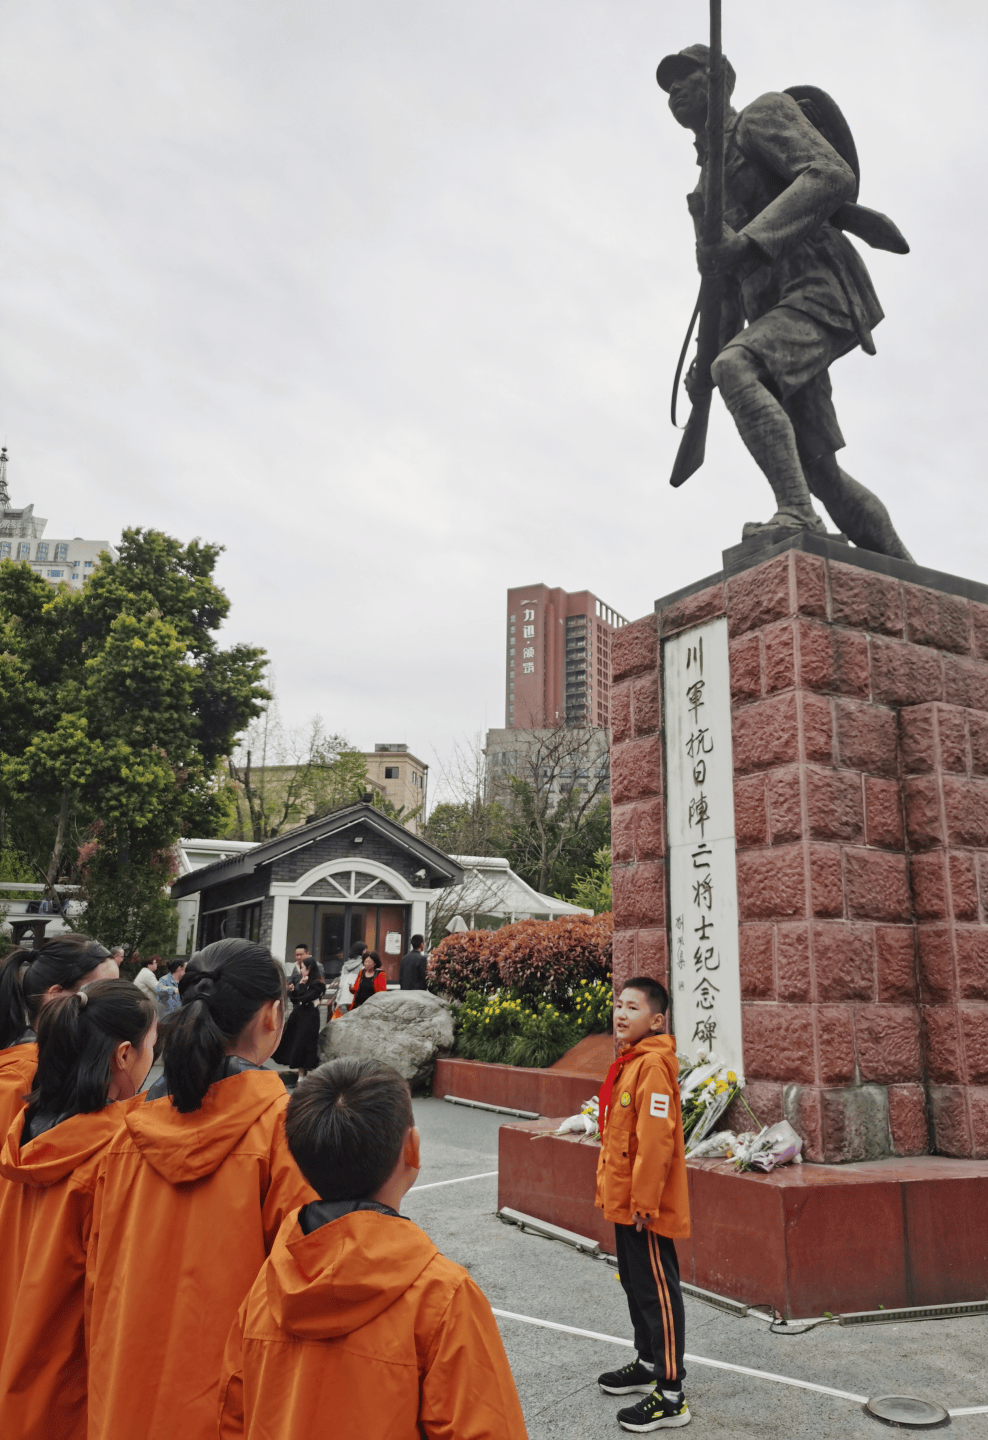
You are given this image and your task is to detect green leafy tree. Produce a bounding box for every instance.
[421,798,510,857]
[0,529,268,948]
[77,831,179,958]
[505,786,611,899]
[566,846,613,914]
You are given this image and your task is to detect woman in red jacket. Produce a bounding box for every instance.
[348,950,387,1009]
[0,979,157,1440]
[0,937,119,1140]
[86,938,315,1440]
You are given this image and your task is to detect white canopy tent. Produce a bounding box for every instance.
[445,855,592,932]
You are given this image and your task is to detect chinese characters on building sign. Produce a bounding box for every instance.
[663,618,743,1079]
[522,608,536,671]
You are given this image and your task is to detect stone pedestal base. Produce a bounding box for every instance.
[498,1122,988,1318]
[610,533,988,1162]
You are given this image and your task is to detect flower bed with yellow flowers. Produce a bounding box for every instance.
[454,978,613,1069]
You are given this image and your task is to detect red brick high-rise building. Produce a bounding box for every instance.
[505,583,627,729]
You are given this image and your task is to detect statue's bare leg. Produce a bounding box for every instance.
[710,347,826,534]
[804,452,914,562]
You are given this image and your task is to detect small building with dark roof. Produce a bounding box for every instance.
[171,803,464,981]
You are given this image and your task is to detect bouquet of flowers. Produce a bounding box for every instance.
[678,1052,742,1155]
[553,1095,601,1139]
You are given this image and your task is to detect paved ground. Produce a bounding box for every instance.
[407,1097,988,1439]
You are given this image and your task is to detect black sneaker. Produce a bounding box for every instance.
[617,1390,691,1431]
[598,1359,656,1395]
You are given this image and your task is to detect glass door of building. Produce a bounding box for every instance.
[316,903,408,983]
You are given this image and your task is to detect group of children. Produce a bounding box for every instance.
[0,930,691,1436]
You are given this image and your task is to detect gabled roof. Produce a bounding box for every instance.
[171,803,464,899]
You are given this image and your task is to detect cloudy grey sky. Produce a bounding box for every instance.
[1,2,985,802]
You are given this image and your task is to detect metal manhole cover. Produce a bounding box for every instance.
[865,1395,950,1429]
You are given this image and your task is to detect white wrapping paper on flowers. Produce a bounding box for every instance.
[688,1121,803,1171]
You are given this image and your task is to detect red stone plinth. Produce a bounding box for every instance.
[498,1122,988,1318]
[432,1058,603,1117]
[611,542,988,1161]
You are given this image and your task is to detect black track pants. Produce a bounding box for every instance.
[614,1224,686,1390]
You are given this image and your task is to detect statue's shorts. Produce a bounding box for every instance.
[720,304,857,465]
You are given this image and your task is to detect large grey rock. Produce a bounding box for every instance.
[317,990,454,1090]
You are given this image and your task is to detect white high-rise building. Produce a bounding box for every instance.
[0,449,118,589]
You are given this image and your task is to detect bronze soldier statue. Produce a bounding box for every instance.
[660,43,913,561]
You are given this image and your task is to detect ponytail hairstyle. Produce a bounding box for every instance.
[25,979,157,1124]
[0,934,115,1049]
[161,938,287,1114]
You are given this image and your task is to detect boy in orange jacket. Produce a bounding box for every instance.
[218,1057,529,1440]
[595,977,691,1431]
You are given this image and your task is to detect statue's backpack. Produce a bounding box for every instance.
[783,85,908,254]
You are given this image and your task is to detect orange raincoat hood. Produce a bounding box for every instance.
[219,1206,530,1440]
[123,1068,288,1183]
[268,1208,438,1339]
[1,1102,128,1187]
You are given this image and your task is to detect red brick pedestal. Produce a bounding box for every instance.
[612,534,988,1163]
[497,1122,988,1318]
[494,536,988,1314]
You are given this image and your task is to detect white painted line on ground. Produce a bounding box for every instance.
[491,1310,869,1405]
[407,1170,498,1193]
[492,1308,988,1417]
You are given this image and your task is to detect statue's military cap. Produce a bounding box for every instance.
[656,44,736,98]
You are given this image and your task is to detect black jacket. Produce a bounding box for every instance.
[399,951,428,990]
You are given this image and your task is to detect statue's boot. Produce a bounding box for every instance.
[741,509,828,541]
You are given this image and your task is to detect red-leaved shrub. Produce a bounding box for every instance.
[427,929,502,1000]
[428,913,612,1008]
[495,914,612,1006]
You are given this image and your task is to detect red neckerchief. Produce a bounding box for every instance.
[598,1046,631,1130]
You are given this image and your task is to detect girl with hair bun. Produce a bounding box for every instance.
[0,980,156,1440]
[86,938,315,1440]
[0,936,119,1139]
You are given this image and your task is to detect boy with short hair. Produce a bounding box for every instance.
[218,1057,528,1440]
[595,978,691,1431]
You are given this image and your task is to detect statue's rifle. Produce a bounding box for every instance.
[669,0,726,488]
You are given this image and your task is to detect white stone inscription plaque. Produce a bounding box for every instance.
[664,617,744,1080]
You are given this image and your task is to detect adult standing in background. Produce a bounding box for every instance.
[156,958,187,1017]
[133,956,160,1004]
[321,943,345,986]
[273,956,325,1078]
[399,935,428,991]
[348,952,386,1010]
[331,941,368,1015]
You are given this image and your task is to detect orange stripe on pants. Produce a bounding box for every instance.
[646,1230,674,1382]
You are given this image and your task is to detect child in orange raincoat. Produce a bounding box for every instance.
[85,939,315,1440]
[0,938,120,1139]
[0,979,157,1440]
[219,1057,529,1440]
[595,977,691,1432]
